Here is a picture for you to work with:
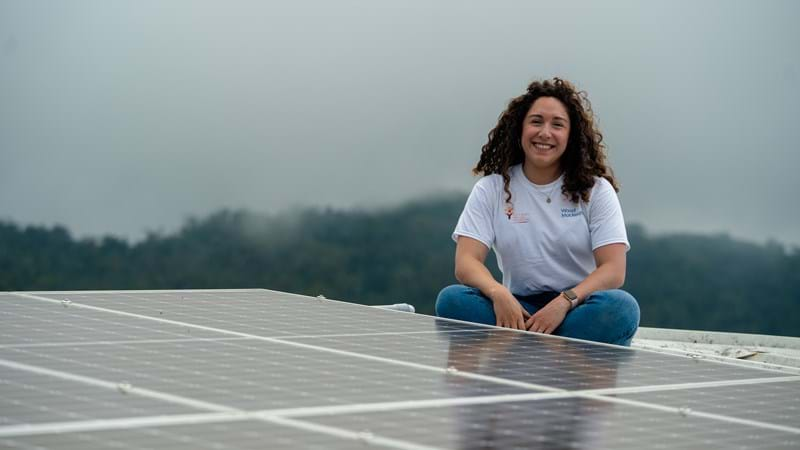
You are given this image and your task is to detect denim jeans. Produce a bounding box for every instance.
[435,284,640,346]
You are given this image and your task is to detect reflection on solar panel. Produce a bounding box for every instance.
[1,289,798,449]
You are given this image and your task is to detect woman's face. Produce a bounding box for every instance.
[520,96,571,174]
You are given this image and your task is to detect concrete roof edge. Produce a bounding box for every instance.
[634,327,800,349]
[633,327,800,373]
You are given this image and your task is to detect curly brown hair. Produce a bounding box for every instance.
[474,77,619,205]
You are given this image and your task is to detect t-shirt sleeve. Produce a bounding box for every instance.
[587,178,630,252]
[452,177,497,249]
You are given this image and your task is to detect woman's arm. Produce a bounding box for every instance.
[571,243,627,301]
[525,243,627,333]
[455,236,530,330]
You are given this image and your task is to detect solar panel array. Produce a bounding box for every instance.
[1,289,798,449]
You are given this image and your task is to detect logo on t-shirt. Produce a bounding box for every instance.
[510,212,529,223]
[505,204,529,223]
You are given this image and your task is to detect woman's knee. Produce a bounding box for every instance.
[435,284,490,321]
[435,284,471,317]
[612,289,640,327]
[589,289,641,337]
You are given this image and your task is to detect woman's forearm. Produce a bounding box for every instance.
[572,255,626,301]
[455,256,506,299]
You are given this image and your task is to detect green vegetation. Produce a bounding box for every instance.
[1,194,798,336]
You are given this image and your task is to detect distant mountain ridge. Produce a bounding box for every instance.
[1,194,798,336]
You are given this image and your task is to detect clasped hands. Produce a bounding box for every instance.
[491,290,569,334]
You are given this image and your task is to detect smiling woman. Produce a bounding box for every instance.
[435,78,640,346]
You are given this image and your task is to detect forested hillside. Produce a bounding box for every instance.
[2,194,798,336]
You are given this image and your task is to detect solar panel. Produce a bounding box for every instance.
[1,289,798,449]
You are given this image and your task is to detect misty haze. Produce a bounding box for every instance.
[1,0,798,246]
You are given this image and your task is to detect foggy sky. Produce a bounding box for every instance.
[1,0,799,246]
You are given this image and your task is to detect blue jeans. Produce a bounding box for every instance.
[435,285,640,346]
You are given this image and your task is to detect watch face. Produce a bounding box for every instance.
[564,289,578,301]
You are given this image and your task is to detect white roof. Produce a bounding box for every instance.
[633,327,800,374]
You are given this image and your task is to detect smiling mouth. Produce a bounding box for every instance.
[533,143,554,150]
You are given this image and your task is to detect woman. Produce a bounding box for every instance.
[436,78,640,346]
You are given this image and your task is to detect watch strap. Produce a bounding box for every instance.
[561,289,579,310]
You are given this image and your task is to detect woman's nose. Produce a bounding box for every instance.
[539,125,552,137]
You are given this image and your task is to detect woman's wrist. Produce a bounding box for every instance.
[558,292,576,310]
[485,283,509,302]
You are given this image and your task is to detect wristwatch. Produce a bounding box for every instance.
[561,289,579,310]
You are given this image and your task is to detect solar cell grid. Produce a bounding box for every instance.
[31,290,478,337]
[615,380,800,429]
[2,289,798,449]
[282,329,788,390]
[0,339,530,412]
[304,397,800,449]
[0,367,192,426]
[0,293,222,346]
[0,420,355,450]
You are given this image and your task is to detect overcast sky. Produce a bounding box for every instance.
[1,0,799,246]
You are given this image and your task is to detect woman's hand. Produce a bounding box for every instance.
[490,288,530,330]
[454,236,531,330]
[526,295,570,334]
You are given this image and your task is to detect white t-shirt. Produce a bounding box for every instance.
[453,164,629,296]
